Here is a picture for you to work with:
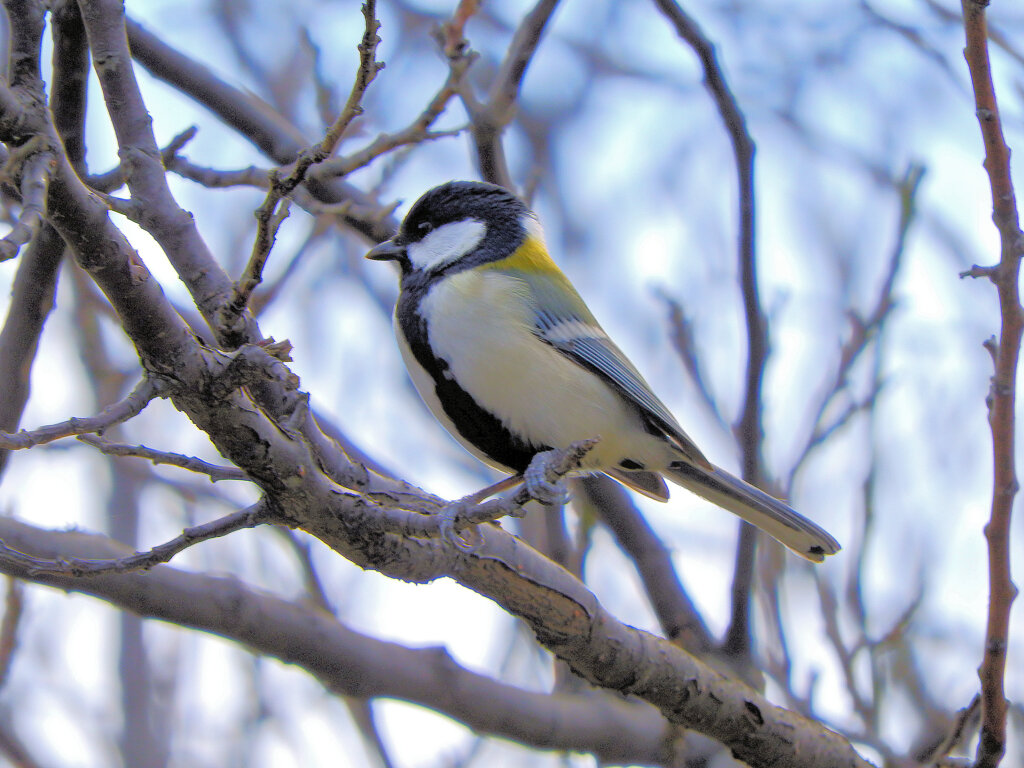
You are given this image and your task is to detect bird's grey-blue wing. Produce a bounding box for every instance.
[521,272,711,470]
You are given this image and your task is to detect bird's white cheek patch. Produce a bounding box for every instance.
[407,219,486,271]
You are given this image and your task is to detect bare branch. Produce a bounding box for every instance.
[577,476,714,654]
[0,516,681,766]
[456,0,561,188]
[960,2,1024,765]
[0,377,159,450]
[0,503,272,577]
[367,441,597,541]
[76,434,250,483]
[50,0,90,171]
[653,0,764,664]
[217,0,385,346]
[124,18,399,244]
[318,0,385,157]
[918,696,981,766]
[658,289,728,432]
[0,716,44,768]
[4,0,46,96]
[0,577,23,689]
[78,0,238,333]
[315,68,466,180]
[0,223,63,476]
[441,0,481,57]
[0,515,872,767]
[88,124,198,193]
[789,164,924,483]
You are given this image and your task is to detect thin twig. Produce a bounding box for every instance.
[0,377,158,450]
[0,502,273,577]
[815,574,875,727]
[124,18,400,244]
[653,0,763,663]
[959,3,1024,766]
[218,1,384,345]
[789,164,924,483]
[166,158,272,190]
[76,434,250,483]
[658,289,728,431]
[920,696,981,766]
[87,124,198,193]
[318,0,385,157]
[441,0,481,57]
[316,65,466,180]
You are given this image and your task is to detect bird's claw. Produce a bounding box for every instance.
[437,501,481,553]
[524,450,572,507]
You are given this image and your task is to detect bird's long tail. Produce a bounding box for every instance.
[665,462,841,562]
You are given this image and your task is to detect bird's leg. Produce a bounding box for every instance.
[523,449,572,507]
[434,441,598,551]
[459,474,525,506]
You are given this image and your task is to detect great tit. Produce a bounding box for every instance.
[366,181,840,562]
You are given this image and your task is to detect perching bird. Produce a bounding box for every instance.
[366,181,840,562]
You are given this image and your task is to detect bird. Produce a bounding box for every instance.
[366,181,840,562]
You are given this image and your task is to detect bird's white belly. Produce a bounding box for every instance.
[414,270,663,470]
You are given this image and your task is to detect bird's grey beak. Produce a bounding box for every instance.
[365,238,405,261]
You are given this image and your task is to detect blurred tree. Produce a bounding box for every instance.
[0,1,1019,767]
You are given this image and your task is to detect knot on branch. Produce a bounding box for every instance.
[208,341,299,403]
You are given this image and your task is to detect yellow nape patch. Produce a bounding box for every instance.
[483,236,564,277]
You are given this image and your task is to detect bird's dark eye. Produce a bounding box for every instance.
[417,221,434,235]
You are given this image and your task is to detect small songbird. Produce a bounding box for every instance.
[366,181,840,561]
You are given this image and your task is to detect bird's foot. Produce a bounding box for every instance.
[437,500,481,553]
[523,449,572,507]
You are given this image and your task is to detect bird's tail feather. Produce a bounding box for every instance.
[665,462,840,562]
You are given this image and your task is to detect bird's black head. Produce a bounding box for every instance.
[366,181,531,278]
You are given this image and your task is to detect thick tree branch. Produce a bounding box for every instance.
[0,517,680,766]
[50,0,90,171]
[0,513,870,768]
[0,224,63,475]
[77,0,241,335]
[5,0,46,97]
